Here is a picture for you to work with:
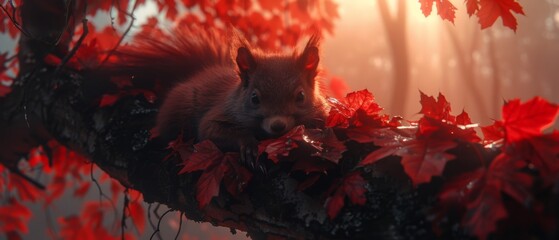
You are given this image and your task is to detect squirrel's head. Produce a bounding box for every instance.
[234,36,323,137]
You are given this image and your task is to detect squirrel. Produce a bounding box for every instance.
[107,29,329,165]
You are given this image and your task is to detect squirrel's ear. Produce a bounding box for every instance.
[299,35,320,71]
[236,47,256,72]
[300,46,319,71]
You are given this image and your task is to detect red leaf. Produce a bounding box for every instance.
[418,117,481,143]
[400,140,457,186]
[477,0,525,31]
[488,153,533,205]
[196,163,227,208]
[419,91,454,122]
[456,110,473,125]
[179,140,222,174]
[325,172,367,219]
[419,0,435,16]
[74,181,90,198]
[99,94,119,107]
[325,194,344,220]
[519,132,559,181]
[128,200,146,233]
[259,0,283,10]
[439,168,485,204]
[481,121,504,145]
[0,85,11,97]
[360,127,458,186]
[58,215,96,240]
[326,89,383,128]
[0,200,32,233]
[222,154,252,196]
[43,54,62,66]
[462,186,507,240]
[304,128,346,164]
[465,0,479,16]
[156,0,178,20]
[502,97,559,143]
[435,0,457,23]
[46,176,66,205]
[8,174,43,202]
[258,125,305,163]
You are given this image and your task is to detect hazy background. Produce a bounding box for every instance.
[2,0,559,239]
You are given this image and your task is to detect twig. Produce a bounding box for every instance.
[55,0,89,73]
[148,203,163,240]
[99,0,139,67]
[149,209,172,240]
[7,166,45,189]
[174,212,184,240]
[121,188,129,240]
[0,2,32,38]
[89,163,119,223]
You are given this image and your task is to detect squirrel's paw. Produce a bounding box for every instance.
[239,137,260,170]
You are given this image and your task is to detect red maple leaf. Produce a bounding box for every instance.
[222,154,252,197]
[399,140,457,186]
[325,172,367,219]
[465,0,480,16]
[502,97,559,143]
[258,125,305,163]
[418,0,457,22]
[418,117,481,143]
[462,185,507,240]
[128,197,146,234]
[439,153,533,239]
[196,161,228,208]
[178,140,222,174]
[326,89,383,128]
[304,128,347,164]
[477,0,525,31]
[360,125,459,186]
[0,199,32,234]
[435,0,457,22]
[481,121,504,145]
[456,110,473,125]
[177,140,252,207]
[419,91,454,122]
[515,132,559,182]
[73,181,91,198]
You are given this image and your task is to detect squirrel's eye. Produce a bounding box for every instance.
[296,91,305,103]
[251,91,260,105]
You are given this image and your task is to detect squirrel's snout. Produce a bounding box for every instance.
[263,116,294,136]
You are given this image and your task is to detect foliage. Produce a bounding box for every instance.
[1,0,551,240]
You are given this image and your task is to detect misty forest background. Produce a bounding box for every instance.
[1,0,559,239]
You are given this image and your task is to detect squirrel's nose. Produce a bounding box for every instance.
[270,120,287,134]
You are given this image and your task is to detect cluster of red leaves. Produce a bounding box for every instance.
[174,139,252,208]
[0,140,146,240]
[173,88,558,239]
[439,97,559,239]
[173,121,353,212]
[419,0,525,31]
[330,89,557,239]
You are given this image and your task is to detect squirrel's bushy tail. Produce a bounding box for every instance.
[94,28,235,94]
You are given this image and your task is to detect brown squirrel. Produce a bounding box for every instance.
[110,29,329,164]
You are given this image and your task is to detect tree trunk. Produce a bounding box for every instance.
[377,0,410,116]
